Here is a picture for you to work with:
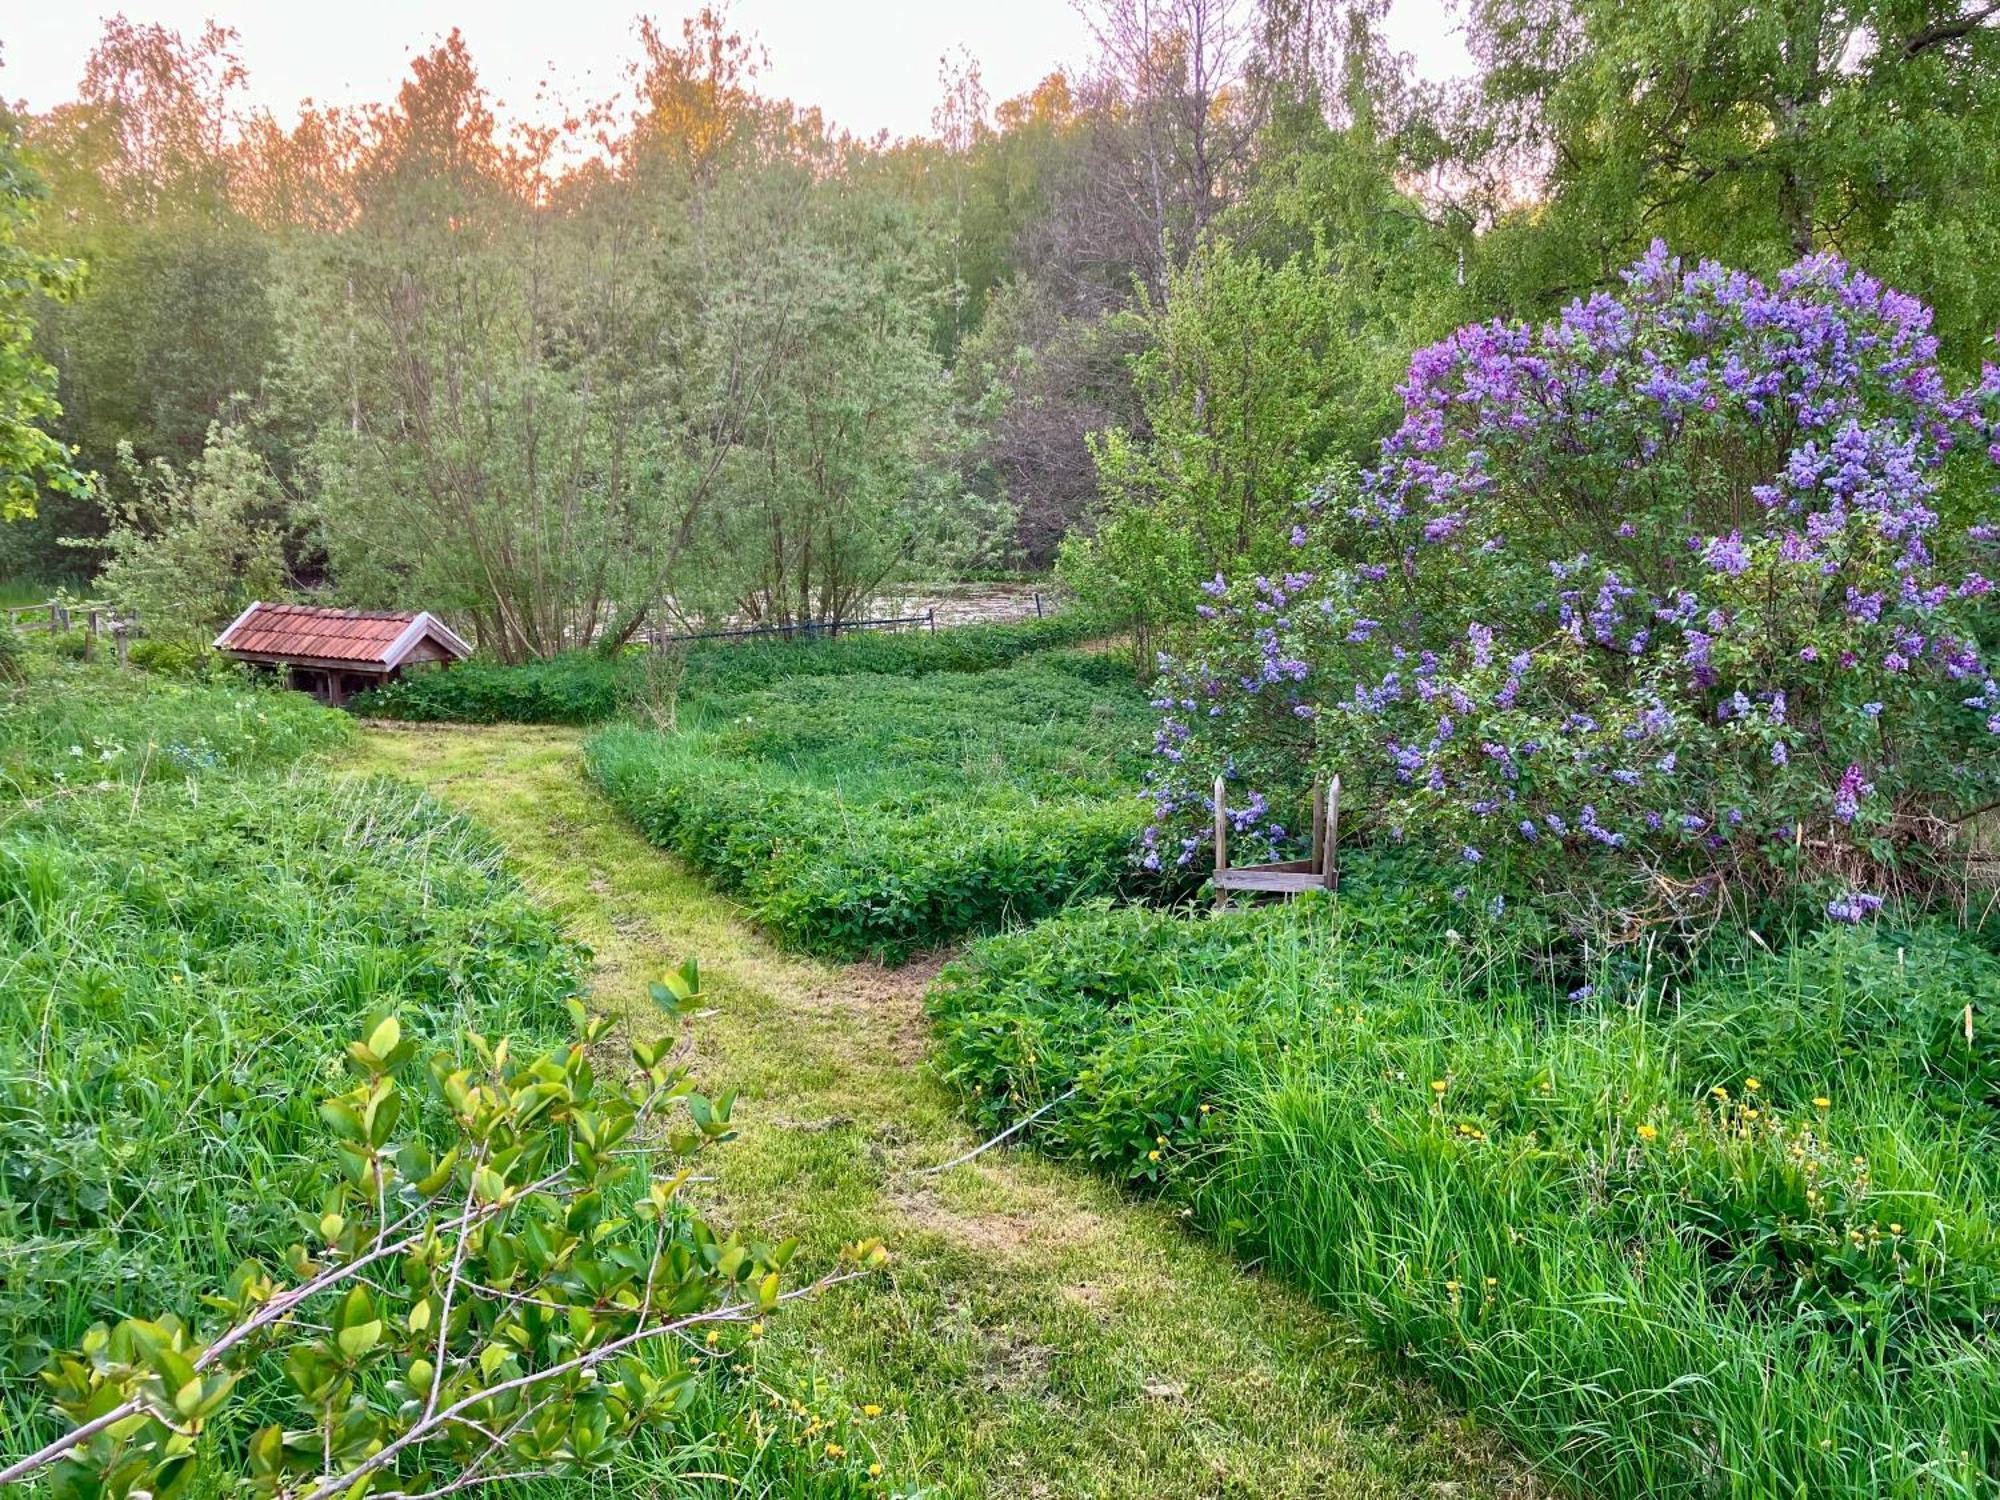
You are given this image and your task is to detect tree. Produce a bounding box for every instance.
[290,34,725,660]
[679,167,962,629]
[0,108,88,521]
[91,422,287,642]
[1451,0,2000,364]
[21,19,282,571]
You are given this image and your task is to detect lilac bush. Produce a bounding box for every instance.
[1146,244,2000,936]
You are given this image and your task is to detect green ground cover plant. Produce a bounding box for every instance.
[0,664,888,1497]
[352,614,1103,725]
[586,651,1168,960]
[928,895,2000,1498]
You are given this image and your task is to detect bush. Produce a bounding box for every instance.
[352,614,1106,725]
[350,652,637,725]
[125,636,205,675]
[0,772,581,1378]
[929,899,2000,1497]
[1146,246,2000,939]
[586,654,1170,960]
[12,968,889,1500]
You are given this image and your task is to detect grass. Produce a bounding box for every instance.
[928,894,2000,1498]
[348,721,1550,1499]
[0,665,892,1498]
[585,652,1175,960]
[351,615,1108,725]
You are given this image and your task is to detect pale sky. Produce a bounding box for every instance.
[1,1,1472,144]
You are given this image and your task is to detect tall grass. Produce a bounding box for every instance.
[929,897,2000,1497]
[0,662,882,1497]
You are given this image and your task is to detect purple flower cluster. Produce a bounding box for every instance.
[1144,244,2000,932]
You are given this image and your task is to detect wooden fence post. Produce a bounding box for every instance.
[1212,774,1229,911]
[1322,775,1341,891]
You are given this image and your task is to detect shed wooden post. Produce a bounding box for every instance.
[1322,775,1341,891]
[114,627,129,668]
[1309,783,1325,871]
[1213,774,1229,910]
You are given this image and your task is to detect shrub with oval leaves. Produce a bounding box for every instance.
[1146,244,2000,939]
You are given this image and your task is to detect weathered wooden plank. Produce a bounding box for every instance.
[1213,869,1327,893]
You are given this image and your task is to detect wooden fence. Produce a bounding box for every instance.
[4,598,136,663]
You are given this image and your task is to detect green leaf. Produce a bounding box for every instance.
[336,1320,383,1361]
[365,1016,402,1063]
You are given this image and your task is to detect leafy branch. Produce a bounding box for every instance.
[7,958,886,1499]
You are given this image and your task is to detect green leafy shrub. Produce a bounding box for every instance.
[352,614,1105,725]
[125,637,205,675]
[0,664,889,1497]
[586,655,1170,960]
[8,967,891,1500]
[929,900,2000,1497]
[0,772,582,1376]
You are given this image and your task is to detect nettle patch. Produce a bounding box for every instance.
[1148,245,2000,941]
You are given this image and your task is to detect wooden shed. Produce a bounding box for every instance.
[214,602,472,707]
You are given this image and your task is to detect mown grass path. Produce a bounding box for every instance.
[347,723,1548,1500]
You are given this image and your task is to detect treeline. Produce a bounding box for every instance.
[5,0,1998,656]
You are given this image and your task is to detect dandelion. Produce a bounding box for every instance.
[1711,1085,1729,1100]
[1813,1096,1830,1110]
[1637,1123,1659,1141]
[1484,1276,1498,1287]
[825,1442,846,1458]
[1147,1149,1161,1162]
[1430,1079,1448,1094]
[1199,1102,1212,1115]
[1744,1077,1760,1091]
[705,1330,720,1347]
[862,1404,883,1418]
[1155,1134,1168,1146]
[749,1322,764,1337]
[869,1464,884,1479]
[1890,1222,1904,1235]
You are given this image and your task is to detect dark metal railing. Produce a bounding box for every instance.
[649,609,936,646]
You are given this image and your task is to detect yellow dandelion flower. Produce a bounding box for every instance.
[869,1463,883,1479]
[1745,1077,1761,1092]
[1813,1096,1831,1110]
[825,1442,845,1458]
[1147,1149,1161,1162]
[1890,1222,1904,1235]
[1711,1085,1729,1100]
[1743,1108,1759,1119]
[1155,1134,1168,1146]
[1484,1276,1498,1286]
[705,1330,720,1346]
[862,1404,883,1418]
[749,1322,764,1337]
[1445,1279,1460,1293]
[1637,1123,1659,1140]
[1199,1103,1212,1115]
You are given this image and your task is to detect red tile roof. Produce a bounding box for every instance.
[215,602,472,669]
